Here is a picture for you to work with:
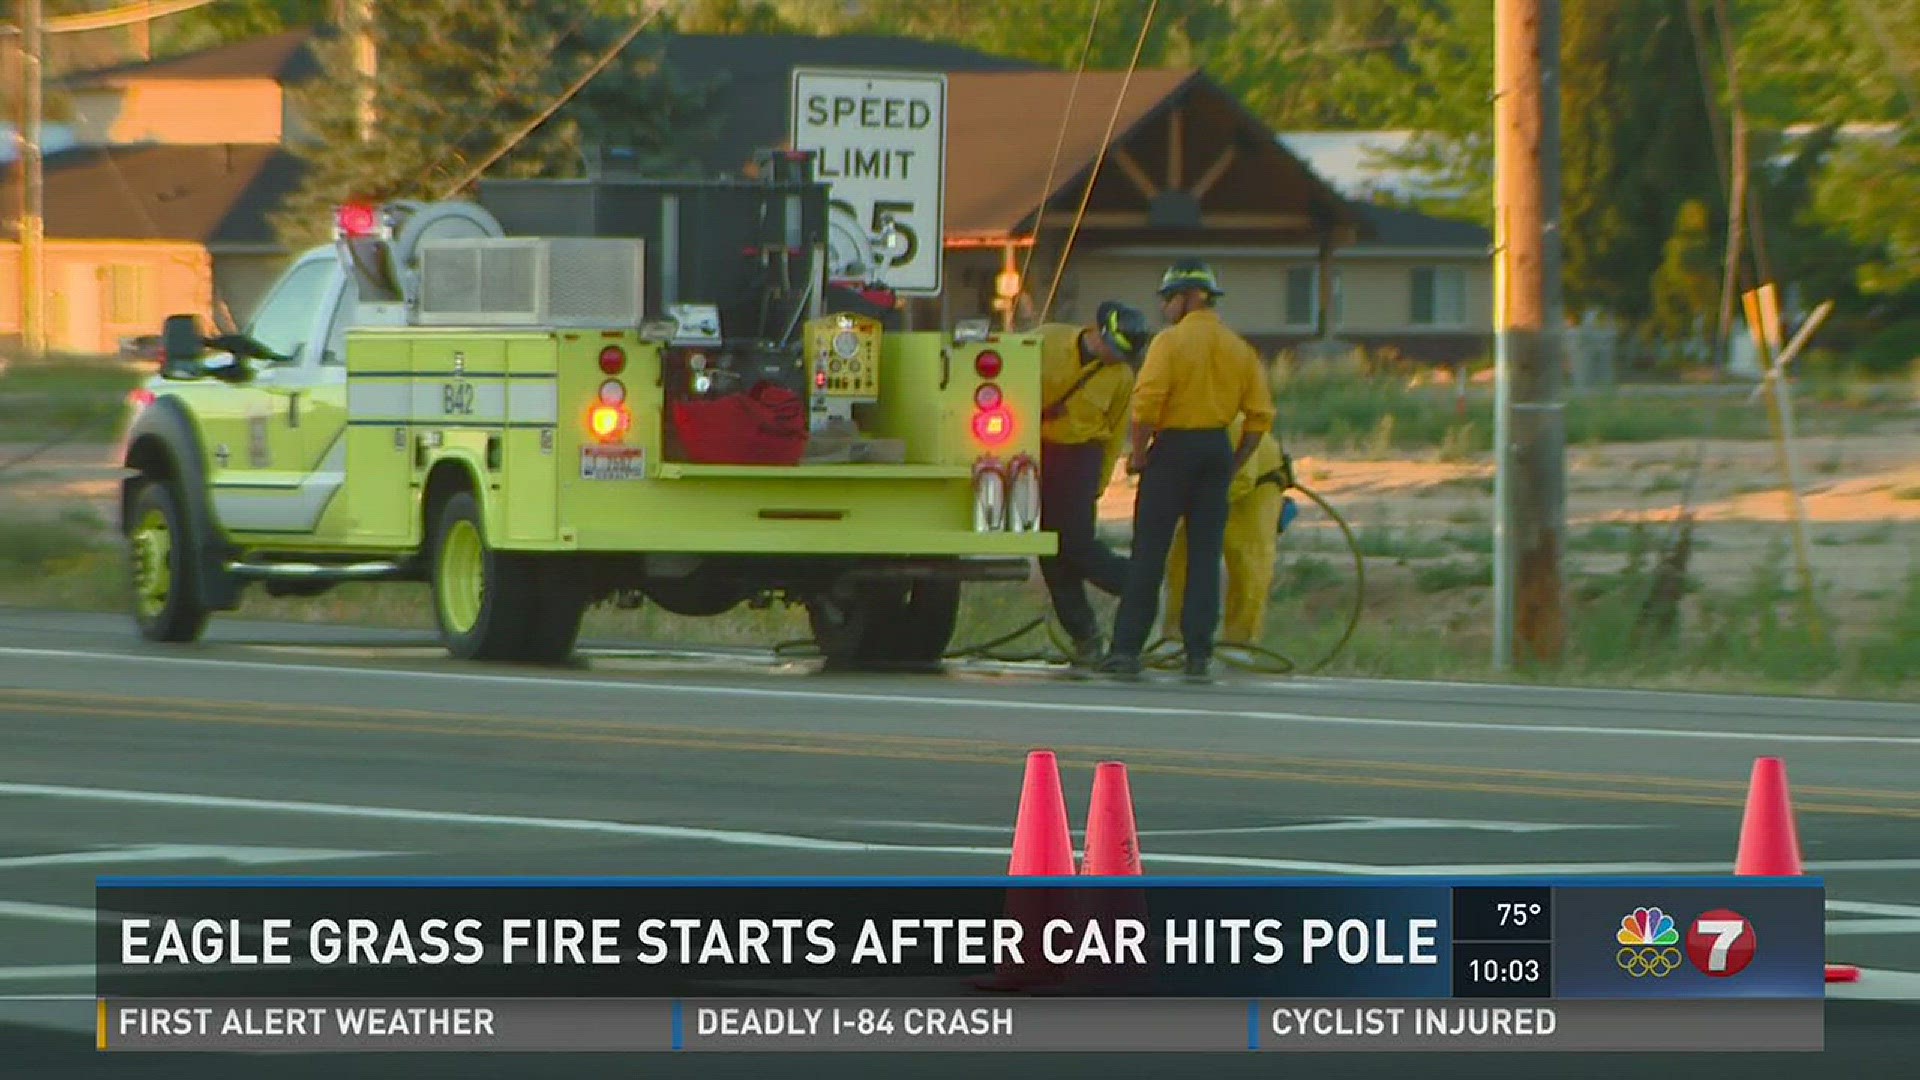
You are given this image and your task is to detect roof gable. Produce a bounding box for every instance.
[948,70,1360,241]
[0,144,303,248]
[944,69,1193,237]
[62,29,324,89]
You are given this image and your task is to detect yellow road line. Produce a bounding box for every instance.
[3,688,1916,803]
[1,696,1917,819]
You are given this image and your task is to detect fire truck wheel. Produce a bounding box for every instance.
[125,478,211,644]
[518,558,589,663]
[806,578,961,668]
[429,490,538,661]
[876,578,961,663]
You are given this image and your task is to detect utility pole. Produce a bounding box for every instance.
[130,1,154,61]
[350,0,376,142]
[1492,0,1567,668]
[20,0,45,359]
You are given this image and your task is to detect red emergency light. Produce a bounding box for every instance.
[336,202,380,237]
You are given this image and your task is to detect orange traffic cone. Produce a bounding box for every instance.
[1008,749,1076,876]
[1078,762,1152,993]
[1082,761,1142,876]
[1732,757,1860,984]
[976,750,1076,992]
[1735,757,1803,877]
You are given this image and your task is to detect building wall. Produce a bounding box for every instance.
[68,80,285,145]
[924,245,1492,363]
[0,241,212,355]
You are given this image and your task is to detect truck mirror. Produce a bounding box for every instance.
[160,314,206,373]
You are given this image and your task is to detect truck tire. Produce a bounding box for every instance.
[518,558,589,664]
[124,478,211,644]
[876,579,962,665]
[428,490,538,661]
[806,578,960,669]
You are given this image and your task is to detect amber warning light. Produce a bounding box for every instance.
[589,376,631,441]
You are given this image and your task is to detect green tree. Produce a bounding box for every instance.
[270,0,723,252]
[1811,133,1920,296]
[840,0,1221,72]
[669,0,800,34]
[1648,199,1721,348]
[1336,0,1497,217]
[1558,0,1722,323]
[1193,0,1431,128]
[149,0,331,56]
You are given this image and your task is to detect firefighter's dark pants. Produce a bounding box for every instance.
[1109,427,1236,661]
[1037,440,1130,644]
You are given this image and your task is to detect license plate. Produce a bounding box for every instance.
[580,447,645,480]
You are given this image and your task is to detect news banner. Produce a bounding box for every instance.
[93,876,1824,1053]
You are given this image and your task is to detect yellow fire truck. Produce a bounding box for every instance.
[118,148,1054,666]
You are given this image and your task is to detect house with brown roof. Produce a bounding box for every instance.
[926,67,1369,350]
[2,28,1491,362]
[0,30,321,354]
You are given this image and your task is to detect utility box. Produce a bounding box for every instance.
[415,237,646,328]
[475,176,828,342]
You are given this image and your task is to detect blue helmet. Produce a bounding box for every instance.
[1094,300,1149,361]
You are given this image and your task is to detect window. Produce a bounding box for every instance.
[1284,265,1343,329]
[100,264,153,324]
[246,257,333,362]
[1410,266,1466,327]
[321,283,359,366]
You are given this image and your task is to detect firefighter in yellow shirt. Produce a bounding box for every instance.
[1035,301,1150,666]
[1099,259,1275,682]
[1162,418,1289,647]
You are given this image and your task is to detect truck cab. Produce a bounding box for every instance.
[119,165,1056,668]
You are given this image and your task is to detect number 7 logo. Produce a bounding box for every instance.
[1685,910,1756,977]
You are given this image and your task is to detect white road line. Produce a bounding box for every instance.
[0,966,91,983]
[3,645,1917,746]
[2,779,1919,877]
[1829,899,1920,918]
[0,843,399,870]
[0,901,95,926]
[855,817,1648,837]
[1828,919,1920,936]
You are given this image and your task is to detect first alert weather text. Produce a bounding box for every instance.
[120,915,1442,968]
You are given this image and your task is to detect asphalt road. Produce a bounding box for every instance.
[0,607,1915,1079]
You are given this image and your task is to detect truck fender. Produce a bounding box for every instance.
[120,397,243,611]
[417,450,500,548]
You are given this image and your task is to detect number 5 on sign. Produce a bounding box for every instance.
[1685,910,1756,977]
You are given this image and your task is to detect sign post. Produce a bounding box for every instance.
[790,68,947,297]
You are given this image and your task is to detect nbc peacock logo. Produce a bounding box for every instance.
[1615,906,1684,978]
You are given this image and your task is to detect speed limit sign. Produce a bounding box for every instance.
[790,68,947,296]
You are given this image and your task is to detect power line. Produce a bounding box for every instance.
[440,2,671,199]
[1,0,221,36]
